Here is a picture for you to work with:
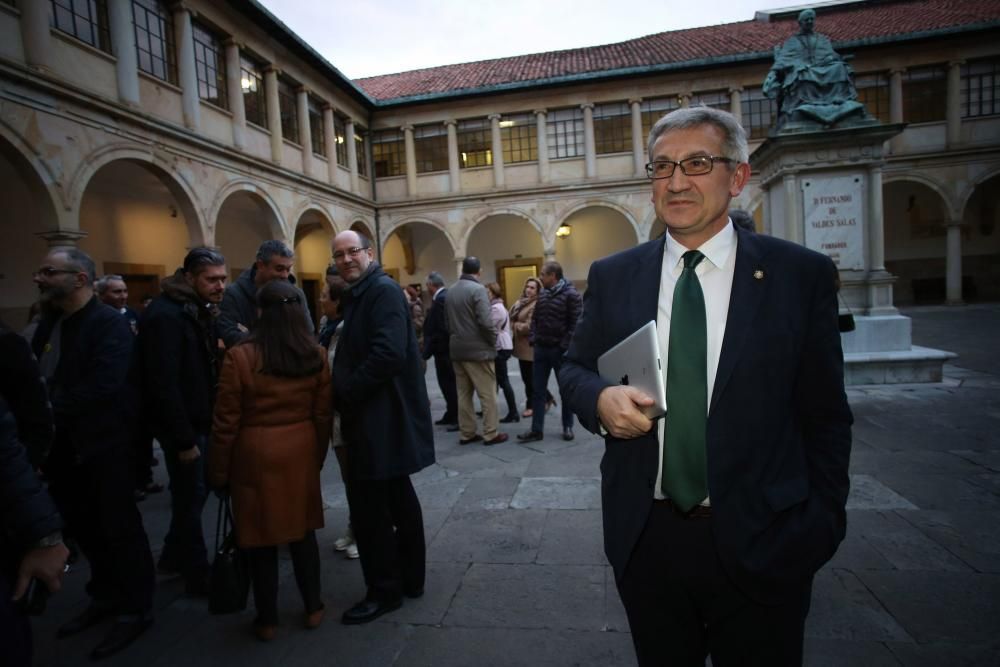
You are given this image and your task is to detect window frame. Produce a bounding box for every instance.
[500,113,537,164]
[354,128,368,178]
[191,20,227,109]
[457,118,492,169]
[854,72,891,124]
[414,123,449,174]
[546,107,584,160]
[51,0,111,52]
[903,65,947,124]
[740,86,778,140]
[372,129,404,178]
[132,0,177,85]
[308,96,325,156]
[593,102,632,155]
[239,54,267,128]
[640,97,680,145]
[961,58,1000,119]
[334,114,348,166]
[277,77,299,144]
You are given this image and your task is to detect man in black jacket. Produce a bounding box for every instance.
[331,230,435,625]
[422,271,458,427]
[138,248,227,595]
[31,247,155,660]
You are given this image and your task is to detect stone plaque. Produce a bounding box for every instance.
[802,175,864,270]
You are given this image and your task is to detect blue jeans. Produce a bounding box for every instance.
[531,345,573,433]
[160,435,210,584]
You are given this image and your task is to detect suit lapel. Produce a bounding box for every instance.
[632,237,666,329]
[710,227,768,415]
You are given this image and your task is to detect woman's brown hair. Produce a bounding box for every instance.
[246,280,323,378]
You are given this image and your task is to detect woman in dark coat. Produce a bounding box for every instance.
[208,280,332,641]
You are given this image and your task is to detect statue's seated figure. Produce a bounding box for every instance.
[764,9,869,131]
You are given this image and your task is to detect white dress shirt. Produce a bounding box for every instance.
[653,221,737,501]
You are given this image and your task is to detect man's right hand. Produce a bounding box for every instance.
[597,386,655,439]
[13,543,70,600]
[178,445,201,463]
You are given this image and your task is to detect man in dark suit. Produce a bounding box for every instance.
[559,107,852,666]
[422,271,458,428]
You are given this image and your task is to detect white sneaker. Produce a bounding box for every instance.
[333,530,354,552]
[344,543,360,560]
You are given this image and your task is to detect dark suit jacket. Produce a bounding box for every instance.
[422,288,449,360]
[559,224,853,604]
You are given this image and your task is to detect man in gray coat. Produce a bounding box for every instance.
[444,257,507,446]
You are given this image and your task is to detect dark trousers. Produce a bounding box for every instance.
[518,358,552,411]
[495,349,517,417]
[617,502,811,667]
[246,530,322,626]
[45,447,155,613]
[0,568,32,667]
[160,437,210,585]
[133,425,154,490]
[346,474,425,602]
[531,345,573,432]
[433,354,458,422]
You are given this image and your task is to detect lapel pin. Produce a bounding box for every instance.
[753,269,764,280]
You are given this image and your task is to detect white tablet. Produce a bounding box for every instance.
[597,321,667,419]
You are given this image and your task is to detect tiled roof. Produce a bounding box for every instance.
[356,0,1000,102]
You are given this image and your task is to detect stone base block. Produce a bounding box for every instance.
[840,314,912,354]
[844,345,956,385]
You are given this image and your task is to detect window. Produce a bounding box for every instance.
[593,102,632,154]
[741,86,777,140]
[334,114,348,165]
[962,58,1000,118]
[240,55,266,127]
[640,96,680,141]
[457,118,492,168]
[51,0,111,53]
[903,65,947,123]
[308,97,324,156]
[277,78,298,143]
[546,107,584,159]
[354,129,368,177]
[414,124,448,173]
[132,0,176,84]
[372,129,404,177]
[855,72,891,124]
[500,113,537,164]
[192,21,226,109]
[691,90,730,111]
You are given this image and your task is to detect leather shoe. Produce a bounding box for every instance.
[304,604,325,629]
[253,623,276,642]
[459,434,482,445]
[89,614,153,660]
[499,414,520,423]
[57,603,117,639]
[446,424,460,432]
[484,433,508,446]
[434,416,457,426]
[562,428,575,441]
[341,598,402,625]
[517,430,544,443]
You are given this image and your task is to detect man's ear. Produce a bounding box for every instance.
[729,162,751,197]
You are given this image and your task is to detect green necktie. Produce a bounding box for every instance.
[662,250,708,512]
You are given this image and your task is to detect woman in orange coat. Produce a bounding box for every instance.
[208,280,332,641]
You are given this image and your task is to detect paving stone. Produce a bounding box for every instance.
[536,509,607,565]
[856,570,1000,643]
[802,638,901,666]
[412,475,469,510]
[846,511,972,571]
[826,518,896,571]
[427,509,546,564]
[452,476,520,513]
[524,440,604,478]
[444,563,606,630]
[871,473,1000,511]
[387,561,469,626]
[951,449,1000,472]
[510,477,601,510]
[848,450,986,477]
[846,474,919,510]
[604,566,630,632]
[805,569,913,641]
[884,640,1000,666]
[898,510,1000,573]
[436,449,528,477]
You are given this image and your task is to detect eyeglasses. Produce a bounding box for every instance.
[332,246,368,262]
[33,267,79,278]
[645,155,734,180]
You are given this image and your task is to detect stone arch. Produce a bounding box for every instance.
[466,209,546,285]
[959,164,1000,220]
[956,168,1000,302]
[555,200,641,244]
[290,201,337,238]
[463,207,543,256]
[350,219,374,241]
[553,202,639,281]
[883,178,952,304]
[382,216,457,253]
[883,172,960,222]
[0,119,66,220]
[382,219,458,286]
[210,180,286,241]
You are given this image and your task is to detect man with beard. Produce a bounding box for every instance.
[330,230,435,624]
[138,248,228,596]
[31,247,155,660]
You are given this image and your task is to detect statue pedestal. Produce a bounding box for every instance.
[751,124,955,384]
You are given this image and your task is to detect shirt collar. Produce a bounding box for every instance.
[664,219,737,271]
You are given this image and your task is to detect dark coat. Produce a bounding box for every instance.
[421,288,449,360]
[138,272,220,451]
[559,225,853,605]
[0,328,53,468]
[32,296,135,462]
[218,267,312,349]
[530,279,582,350]
[332,264,435,480]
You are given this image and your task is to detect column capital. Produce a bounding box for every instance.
[322,103,336,113]
[628,98,642,106]
[889,67,906,76]
[401,124,414,132]
[533,108,547,116]
[488,113,502,121]
[263,65,281,75]
[297,85,311,96]
[580,102,595,111]
[443,118,457,127]
[728,86,744,94]
[948,59,965,68]
[168,2,191,15]
[36,230,88,247]
[222,37,242,49]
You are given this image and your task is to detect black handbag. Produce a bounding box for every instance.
[208,494,250,614]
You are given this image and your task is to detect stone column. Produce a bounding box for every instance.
[629,99,644,177]
[36,229,88,249]
[534,109,549,183]
[20,0,54,71]
[173,5,200,130]
[107,0,140,106]
[729,88,743,126]
[297,88,312,177]
[224,40,246,150]
[946,60,963,148]
[867,165,886,272]
[489,113,505,188]
[582,103,596,178]
[679,93,692,108]
[889,69,904,154]
[323,106,337,183]
[345,118,359,192]
[445,119,460,193]
[783,173,800,244]
[945,220,964,305]
[264,67,282,163]
[403,124,417,197]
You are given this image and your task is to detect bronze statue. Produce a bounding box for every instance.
[764,9,870,133]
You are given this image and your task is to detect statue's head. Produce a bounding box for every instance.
[798,9,816,33]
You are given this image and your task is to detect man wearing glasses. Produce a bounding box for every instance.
[559,107,852,666]
[31,248,155,660]
[329,230,434,625]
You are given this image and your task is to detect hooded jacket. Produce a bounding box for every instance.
[218,266,313,348]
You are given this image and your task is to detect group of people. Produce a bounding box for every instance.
[3,104,853,667]
[419,257,583,446]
